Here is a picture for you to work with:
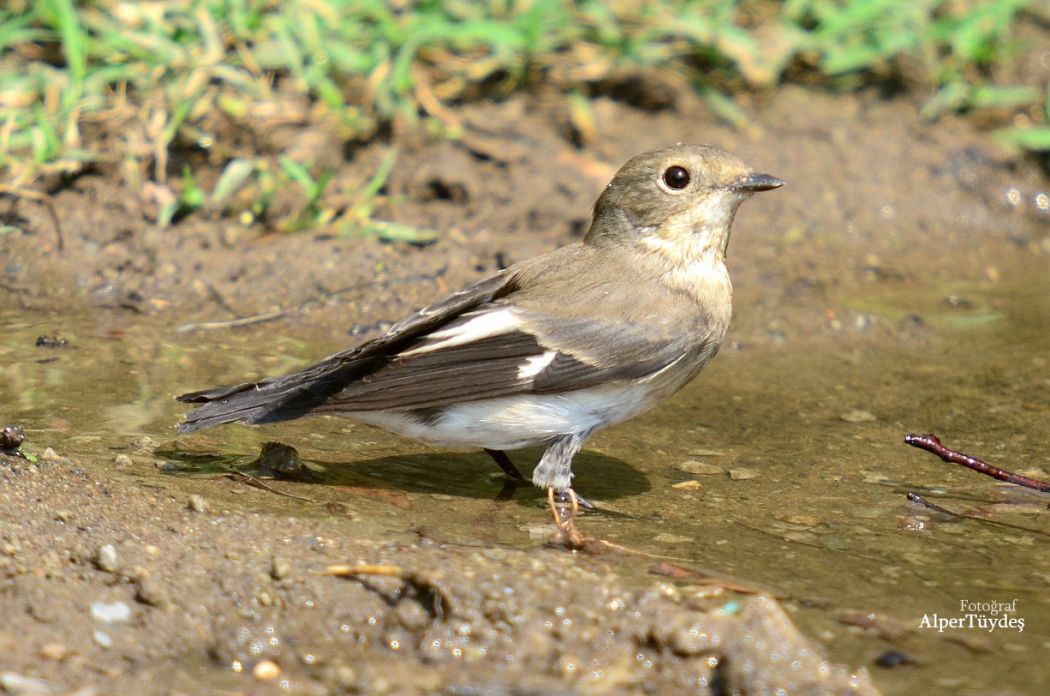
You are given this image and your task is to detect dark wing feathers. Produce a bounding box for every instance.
[315,332,545,411]
[177,266,696,433]
[176,271,517,432]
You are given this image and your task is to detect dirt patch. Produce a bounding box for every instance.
[4,87,1046,345]
[0,450,878,694]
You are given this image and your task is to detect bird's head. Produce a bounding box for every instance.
[586,144,783,259]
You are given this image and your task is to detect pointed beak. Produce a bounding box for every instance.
[730,172,784,193]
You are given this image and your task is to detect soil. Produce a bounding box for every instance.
[2,47,1050,696]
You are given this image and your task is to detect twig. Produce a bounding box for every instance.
[904,433,1050,492]
[650,560,786,597]
[906,492,1050,538]
[0,184,64,251]
[905,492,955,515]
[324,564,450,621]
[177,308,291,333]
[222,470,316,502]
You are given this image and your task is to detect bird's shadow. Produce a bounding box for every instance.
[155,447,651,506]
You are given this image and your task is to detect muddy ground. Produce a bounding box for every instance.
[2,53,1050,696]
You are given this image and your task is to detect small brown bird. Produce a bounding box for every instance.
[177,144,782,538]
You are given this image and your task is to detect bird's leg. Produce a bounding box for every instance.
[534,431,592,549]
[484,448,526,481]
[485,448,526,502]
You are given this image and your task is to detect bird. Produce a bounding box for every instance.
[176,144,783,543]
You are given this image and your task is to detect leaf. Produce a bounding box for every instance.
[211,158,256,204]
[994,127,1050,152]
[357,219,437,244]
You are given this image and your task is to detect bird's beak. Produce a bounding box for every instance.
[730,172,784,193]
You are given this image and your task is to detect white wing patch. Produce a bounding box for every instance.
[516,351,556,379]
[400,308,522,356]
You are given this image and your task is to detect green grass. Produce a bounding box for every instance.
[0,0,1046,231]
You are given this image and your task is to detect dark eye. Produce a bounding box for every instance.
[663,165,690,190]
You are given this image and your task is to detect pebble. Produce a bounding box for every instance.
[728,468,760,480]
[92,631,112,648]
[95,544,120,573]
[187,494,208,513]
[525,523,556,541]
[671,480,702,490]
[112,454,133,468]
[252,659,281,681]
[135,576,168,607]
[0,672,55,696]
[38,643,68,661]
[653,533,693,544]
[875,650,913,668]
[90,601,132,624]
[270,557,292,580]
[40,447,62,461]
[840,409,877,423]
[676,460,722,475]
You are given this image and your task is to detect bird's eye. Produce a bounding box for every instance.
[662,165,690,190]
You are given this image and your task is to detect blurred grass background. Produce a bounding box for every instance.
[0,0,1047,231]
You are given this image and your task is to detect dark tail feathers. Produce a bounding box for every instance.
[175,358,372,434]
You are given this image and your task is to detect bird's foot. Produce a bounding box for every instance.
[552,489,596,511]
[546,487,584,550]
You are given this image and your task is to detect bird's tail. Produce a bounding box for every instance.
[175,358,369,434]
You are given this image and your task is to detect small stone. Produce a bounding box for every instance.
[90,601,132,624]
[1,425,26,452]
[875,649,913,668]
[38,643,68,661]
[40,447,62,461]
[270,557,291,580]
[255,442,305,477]
[525,523,556,541]
[187,494,208,513]
[112,454,133,468]
[0,672,55,696]
[135,576,168,607]
[252,659,281,681]
[329,665,357,688]
[671,480,702,490]
[92,631,112,648]
[653,533,693,544]
[95,544,120,573]
[840,409,877,423]
[676,460,722,475]
[728,468,760,480]
[898,515,930,532]
[52,510,72,523]
[257,591,274,607]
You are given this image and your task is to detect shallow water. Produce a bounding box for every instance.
[3,261,1049,694]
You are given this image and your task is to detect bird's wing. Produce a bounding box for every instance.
[303,304,700,413]
[176,270,520,431]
